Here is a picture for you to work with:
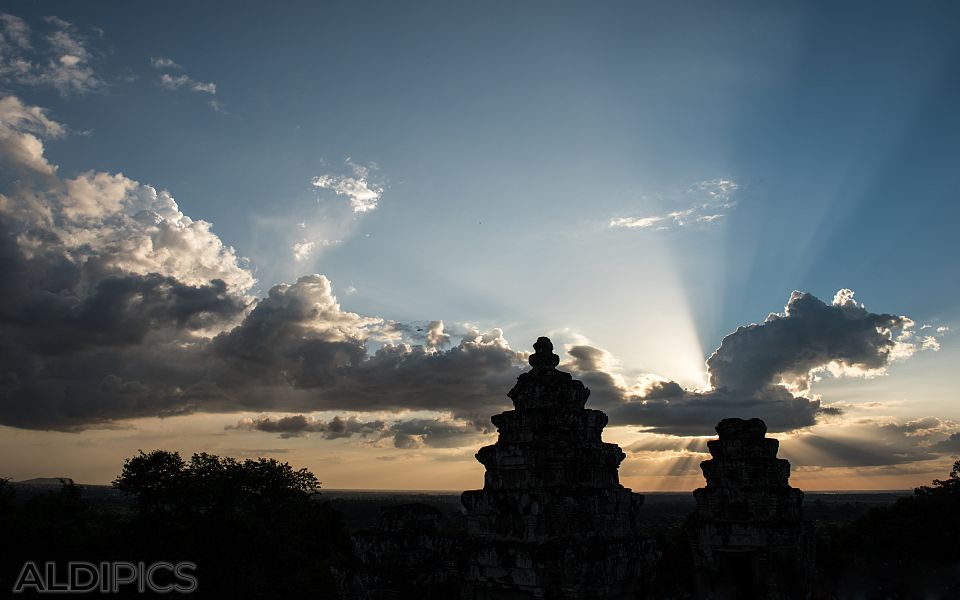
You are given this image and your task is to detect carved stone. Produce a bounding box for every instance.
[691,418,814,599]
[461,337,656,599]
[341,503,460,600]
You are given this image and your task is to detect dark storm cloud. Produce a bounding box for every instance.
[211,275,371,388]
[641,380,686,400]
[0,236,247,352]
[0,213,251,429]
[231,415,386,440]
[562,341,831,435]
[388,417,490,448]
[578,290,922,436]
[0,94,529,430]
[934,433,960,454]
[210,278,522,414]
[231,413,489,448]
[0,206,524,428]
[604,385,832,436]
[329,333,522,421]
[0,263,524,429]
[565,345,608,372]
[706,290,908,394]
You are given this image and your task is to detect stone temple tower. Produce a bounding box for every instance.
[461,337,655,600]
[691,418,814,599]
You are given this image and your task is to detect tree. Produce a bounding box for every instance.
[112,450,351,599]
[915,459,960,496]
[817,458,960,597]
[113,450,322,518]
[113,450,186,518]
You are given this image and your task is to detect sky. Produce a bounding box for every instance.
[0,1,958,491]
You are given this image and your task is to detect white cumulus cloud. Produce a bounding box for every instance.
[312,159,383,213]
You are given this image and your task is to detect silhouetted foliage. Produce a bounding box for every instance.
[915,458,960,497]
[816,459,960,598]
[110,450,350,598]
[113,450,322,519]
[0,478,101,593]
[0,453,352,598]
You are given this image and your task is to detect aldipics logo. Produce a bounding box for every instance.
[12,562,198,594]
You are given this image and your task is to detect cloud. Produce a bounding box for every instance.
[623,417,959,472]
[208,281,522,420]
[291,238,339,262]
[292,240,315,262]
[609,216,664,229]
[707,289,913,394]
[388,417,490,449]
[934,433,960,454]
[0,13,30,49]
[150,56,181,69]
[625,434,710,454]
[0,97,943,446]
[609,177,738,231]
[160,73,216,95]
[0,95,259,428]
[231,413,490,448]
[572,289,942,436]
[231,414,386,440]
[252,163,380,278]
[1,168,256,292]
[0,95,66,174]
[151,56,218,101]
[0,13,102,95]
[312,159,383,213]
[1,112,495,429]
[425,320,451,349]
[697,177,738,201]
[785,418,958,468]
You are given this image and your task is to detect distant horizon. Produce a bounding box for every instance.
[9,477,916,496]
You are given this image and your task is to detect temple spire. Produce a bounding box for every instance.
[461,336,655,599]
[528,336,560,370]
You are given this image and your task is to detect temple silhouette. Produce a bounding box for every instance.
[690,418,813,599]
[339,337,814,599]
[461,337,656,599]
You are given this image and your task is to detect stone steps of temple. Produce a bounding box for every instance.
[706,436,781,459]
[693,487,804,521]
[463,487,643,541]
[700,457,792,487]
[476,440,625,480]
[490,407,609,443]
[461,338,656,598]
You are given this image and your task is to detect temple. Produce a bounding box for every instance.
[690,418,814,599]
[461,337,656,599]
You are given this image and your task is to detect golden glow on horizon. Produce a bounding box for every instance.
[2,413,953,493]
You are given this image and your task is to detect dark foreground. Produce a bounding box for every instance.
[3,469,959,599]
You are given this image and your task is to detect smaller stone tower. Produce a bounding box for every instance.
[691,418,814,599]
